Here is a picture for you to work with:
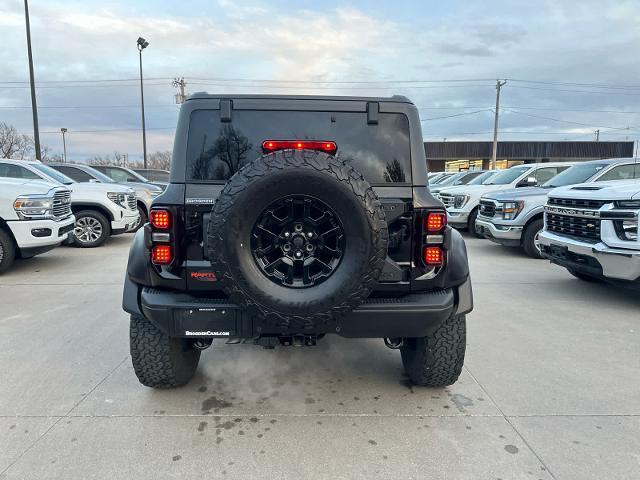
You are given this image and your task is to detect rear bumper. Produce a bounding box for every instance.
[475,219,523,247]
[123,277,473,339]
[539,231,640,282]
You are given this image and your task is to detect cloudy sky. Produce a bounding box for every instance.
[1,0,640,162]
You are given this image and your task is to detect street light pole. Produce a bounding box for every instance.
[137,37,149,169]
[60,128,67,162]
[24,0,41,160]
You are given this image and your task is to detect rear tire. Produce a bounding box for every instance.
[130,314,201,389]
[522,219,544,259]
[567,268,604,283]
[468,208,482,238]
[401,314,466,387]
[0,229,16,274]
[73,210,110,248]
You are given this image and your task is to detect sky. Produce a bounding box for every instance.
[1,0,640,163]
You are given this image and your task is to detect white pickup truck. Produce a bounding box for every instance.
[0,178,75,273]
[0,159,139,247]
[539,180,640,288]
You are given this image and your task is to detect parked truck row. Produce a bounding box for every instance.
[433,158,640,288]
[0,159,168,273]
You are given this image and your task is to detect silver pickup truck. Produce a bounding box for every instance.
[476,158,640,258]
[539,179,639,288]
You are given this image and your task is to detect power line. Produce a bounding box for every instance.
[421,109,493,121]
[501,108,637,131]
[509,85,640,96]
[507,78,640,90]
[0,104,178,109]
[38,126,175,134]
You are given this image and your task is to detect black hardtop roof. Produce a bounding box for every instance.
[186,92,413,104]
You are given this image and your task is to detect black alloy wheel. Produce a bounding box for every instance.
[251,195,346,288]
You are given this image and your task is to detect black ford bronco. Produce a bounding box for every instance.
[122,94,473,389]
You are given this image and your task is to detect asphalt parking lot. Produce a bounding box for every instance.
[0,233,638,480]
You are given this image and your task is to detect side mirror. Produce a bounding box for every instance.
[518,176,537,187]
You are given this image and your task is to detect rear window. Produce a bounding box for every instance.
[185,110,411,184]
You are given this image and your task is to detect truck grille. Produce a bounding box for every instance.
[52,190,72,219]
[439,194,455,209]
[548,197,607,209]
[546,213,601,241]
[479,200,496,218]
[127,194,137,211]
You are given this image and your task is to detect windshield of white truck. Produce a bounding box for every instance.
[484,166,530,185]
[31,163,75,185]
[542,163,607,188]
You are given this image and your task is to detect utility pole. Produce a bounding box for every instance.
[491,79,507,170]
[136,37,149,168]
[594,129,600,142]
[60,128,67,162]
[24,0,41,160]
[172,77,188,104]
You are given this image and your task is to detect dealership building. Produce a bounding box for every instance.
[425,141,635,172]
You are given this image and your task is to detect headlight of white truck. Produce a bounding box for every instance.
[619,220,638,241]
[612,200,639,241]
[13,195,53,219]
[453,194,469,209]
[107,191,127,208]
[501,201,524,220]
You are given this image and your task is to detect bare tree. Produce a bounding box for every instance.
[146,150,171,170]
[87,152,126,166]
[0,122,34,159]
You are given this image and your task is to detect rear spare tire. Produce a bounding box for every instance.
[207,149,388,328]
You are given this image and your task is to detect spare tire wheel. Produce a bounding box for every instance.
[207,149,388,327]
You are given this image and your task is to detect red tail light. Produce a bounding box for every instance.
[425,212,446,233]
[414,208,447,271]
[152,245,173,265]
[423,246,444,266]
[262,140,337,155]
[150,209,171,229]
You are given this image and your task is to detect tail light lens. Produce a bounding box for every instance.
[262,140,337,155]
[425,212,446,232]
[414,208,447,270]
[149,208,174,267]
[423,246,444,266]
[151,245,172,265]
[150,209,171,229]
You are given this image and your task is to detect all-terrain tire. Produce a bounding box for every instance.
[129,314,201,388]
[72,210,110,248]
[400,314,466,387]
[468,208,482,238]
[567,268,604,283]
[522,219,544,259]
[207,149,388,329]
[0,229,16,274]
